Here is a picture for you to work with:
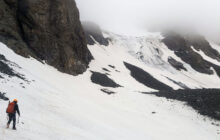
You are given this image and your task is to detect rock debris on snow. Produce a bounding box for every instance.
[144,89,220,121]
[90,71,121,88]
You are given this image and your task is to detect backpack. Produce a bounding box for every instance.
[6,102,15,113]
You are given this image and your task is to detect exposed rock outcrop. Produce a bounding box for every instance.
[0,0,32,57]
[0,92,9,101]
[168,56,187,71]
[0,54,25,80]
[0,0,92,75]
[82,22,109,46]
[185,34,220,62]
[124,62,172,91]
[162,32,220,76]
[90,71,121,88]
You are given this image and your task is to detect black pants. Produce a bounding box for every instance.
[7,113,16,128]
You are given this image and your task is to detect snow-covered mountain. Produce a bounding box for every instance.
[1,0,220,139]
[0,25,220,139]
[84,24,220,90]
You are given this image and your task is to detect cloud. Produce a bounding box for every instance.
[76,0,220,39]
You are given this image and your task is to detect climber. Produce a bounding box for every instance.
[6,99,20,130]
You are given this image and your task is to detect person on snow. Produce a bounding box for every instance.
[6,99,20,130]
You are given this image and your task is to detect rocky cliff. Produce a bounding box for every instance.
[0,0,92,75]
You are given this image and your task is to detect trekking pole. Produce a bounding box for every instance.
[17,116,20,124]
[6,114,9,121]
[6,100,10,121]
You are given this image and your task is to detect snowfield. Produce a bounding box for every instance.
[0,38,220,140]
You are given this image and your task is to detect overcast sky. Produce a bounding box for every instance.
[75,0,220,38]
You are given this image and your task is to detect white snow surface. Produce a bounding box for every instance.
[0,36,220,140]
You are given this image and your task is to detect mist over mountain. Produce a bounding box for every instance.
[76,0,220,41]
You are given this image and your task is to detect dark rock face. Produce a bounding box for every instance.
[168,57,187,71]
[212,64,220,77]
[124,62,172,91]
[91,71,121,88]
[144,89,220,121]
[186,35,220,61]
[162,32,220,76]
[0,54,25,80]
[0,0,92,75]
[82,22,109,46]
[0,0,33,57]
[0,92,9,101]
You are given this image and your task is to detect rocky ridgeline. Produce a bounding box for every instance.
[162,32,220,76]
[0,0,92,75]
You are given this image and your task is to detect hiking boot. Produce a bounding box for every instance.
[12,127,16,130]
[6,124,9,128]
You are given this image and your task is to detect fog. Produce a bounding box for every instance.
[75,0,220,40]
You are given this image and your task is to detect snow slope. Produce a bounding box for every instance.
[103,32,220,89]
[0,41,220,140]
